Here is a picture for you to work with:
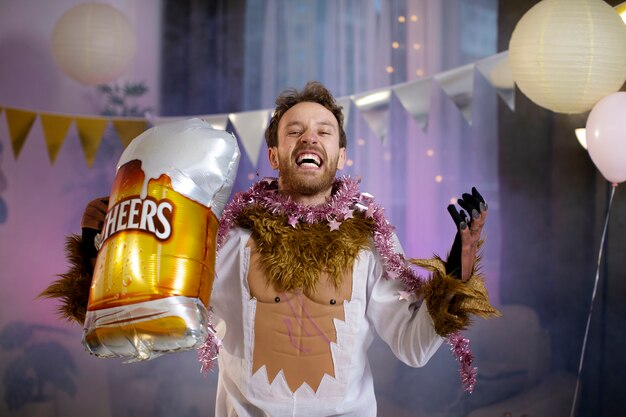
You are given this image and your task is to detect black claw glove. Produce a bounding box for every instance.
[445,187,486,280]
[81,228,100,259]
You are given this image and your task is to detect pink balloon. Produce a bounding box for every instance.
[586,92,626,184]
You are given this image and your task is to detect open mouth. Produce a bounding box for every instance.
[296,153,322,168]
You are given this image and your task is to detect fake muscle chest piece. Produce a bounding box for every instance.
[237,206,373,393]
[248,238,353,393]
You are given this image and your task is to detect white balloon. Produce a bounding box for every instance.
[585,92,626,184]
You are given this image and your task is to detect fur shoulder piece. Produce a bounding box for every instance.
[236,205,374,292]
[217,176,425,293]
[409,255,501,336]
[39,234,94,324]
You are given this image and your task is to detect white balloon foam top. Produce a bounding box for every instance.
[117,118,241,217]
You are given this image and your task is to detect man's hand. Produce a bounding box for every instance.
[445,187,487,282]
[81,197,109,259]
[81,197,109,231]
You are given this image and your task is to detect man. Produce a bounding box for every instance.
[50,81,497,416]
[201,81,496,415]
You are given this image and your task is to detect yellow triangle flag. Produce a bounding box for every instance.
[5,108,37,159]
[75,117,109,167]
[112,119,147,148]
[40,113,73,164]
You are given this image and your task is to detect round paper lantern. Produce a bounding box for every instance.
[509,0,626,114]
[51,3,137,86]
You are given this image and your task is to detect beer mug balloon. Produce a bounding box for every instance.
[82,118,240,360]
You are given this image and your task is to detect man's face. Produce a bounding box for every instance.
[269,101,346,199]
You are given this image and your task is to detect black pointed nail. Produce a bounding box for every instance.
[472,187,485,203]
[479,202,486,212]
[472,209,480,219]
[460,222,467,230]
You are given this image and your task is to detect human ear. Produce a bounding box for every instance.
[268,147,280,169]
[337,148,347,170]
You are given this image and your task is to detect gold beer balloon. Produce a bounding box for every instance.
[83,119,240,360]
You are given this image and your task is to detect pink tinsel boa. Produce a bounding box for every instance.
[198,176,477,392]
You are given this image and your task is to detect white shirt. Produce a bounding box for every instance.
[210,227,444,417]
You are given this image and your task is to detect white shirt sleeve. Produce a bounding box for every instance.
[365,235,444,367]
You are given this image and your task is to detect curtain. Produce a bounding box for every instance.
[161,1,503,414]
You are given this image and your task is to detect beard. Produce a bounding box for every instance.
[277,148,340,198]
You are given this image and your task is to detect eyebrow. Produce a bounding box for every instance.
[283,121,337,130]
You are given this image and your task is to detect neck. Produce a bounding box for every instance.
[276,179,332,206]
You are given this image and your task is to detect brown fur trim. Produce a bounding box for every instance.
[410,255,500,337]
[39,234,94,324]
[237,207,374,293]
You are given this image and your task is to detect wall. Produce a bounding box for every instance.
[0,0,161,114]
[3,1,596,416]
[0,3,218,417]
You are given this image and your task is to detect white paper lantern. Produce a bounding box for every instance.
[509,0,626,114]
[51,3,137,86]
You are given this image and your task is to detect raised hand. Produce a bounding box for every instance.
[81,196,109,258]
[81,197,109,231]
[445,187,487,282]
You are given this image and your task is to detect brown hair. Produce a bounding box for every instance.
[264,81,347,148]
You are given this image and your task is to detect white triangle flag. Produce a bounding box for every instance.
[392,78,433,132]
[229,109,270,167]
[200,114,229,130]
[153,114,229,131]
[476,51,515,111]
[337,96,353,128]
[353,88,391,142]
[434,64,475,125]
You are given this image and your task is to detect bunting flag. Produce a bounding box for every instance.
[0,50,522,167]
[353,88,391,141]
[475,51,515,111]
[153,114,229,131]
[5,108,37,159]
[393,78,433,132]
[112,119,148,148]
[434,64,475,125]
[75,117,109,167]
[200,114,229,130]
[40,113,73,163]
[337,96,353,128]
[229,109,270,167]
